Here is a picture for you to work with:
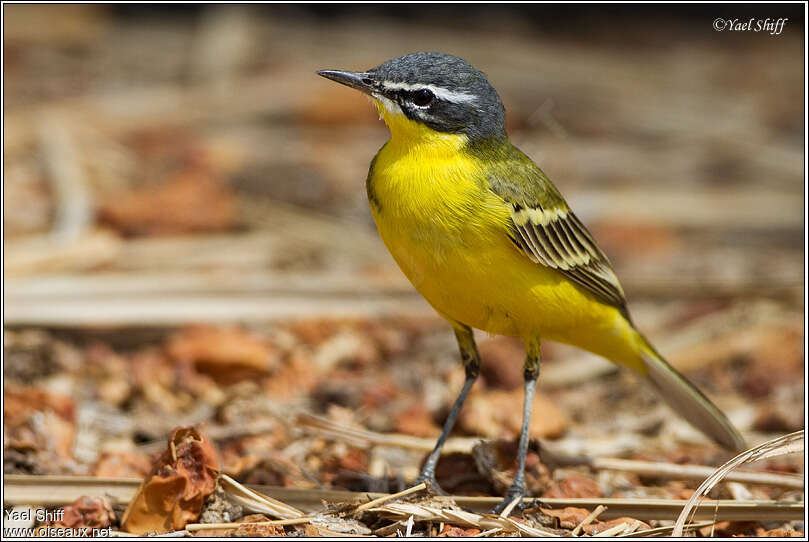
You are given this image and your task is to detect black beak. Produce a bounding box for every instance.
[316,69,376,96]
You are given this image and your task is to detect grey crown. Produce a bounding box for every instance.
[369,52,506,140]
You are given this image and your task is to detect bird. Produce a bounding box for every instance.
[317,52,744,511]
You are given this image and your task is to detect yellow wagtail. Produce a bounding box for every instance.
[317,52,744,510]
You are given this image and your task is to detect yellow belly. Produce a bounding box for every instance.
[368,118,644,370]
[374,207,638,364]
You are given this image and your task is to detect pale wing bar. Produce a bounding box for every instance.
[510,205,630,318]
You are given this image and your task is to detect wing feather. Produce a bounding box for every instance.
[481,143,630,319]
[549,220,580,264]
[556,219,590,264]
[509,205,630,319]
[516,226,552,267]
[535,224,570,269]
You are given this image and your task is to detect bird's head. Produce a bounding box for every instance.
[317,52,506,142]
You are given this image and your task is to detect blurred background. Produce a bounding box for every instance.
[2,2,805,512]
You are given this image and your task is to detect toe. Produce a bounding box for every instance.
[490,484,527,515]
[415,475,447,496]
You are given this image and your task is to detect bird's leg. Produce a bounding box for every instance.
[491,340,540,514]
[416,323,480,494]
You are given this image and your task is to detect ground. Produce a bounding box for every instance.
[2,4,804,537]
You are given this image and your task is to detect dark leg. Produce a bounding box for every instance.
[492,339,540,514]
[416,323,480,493]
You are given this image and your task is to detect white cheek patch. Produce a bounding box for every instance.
[381,81,477,104]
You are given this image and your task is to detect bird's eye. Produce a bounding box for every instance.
[411,89,434,107]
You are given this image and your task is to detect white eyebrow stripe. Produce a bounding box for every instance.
[380,81,477,104]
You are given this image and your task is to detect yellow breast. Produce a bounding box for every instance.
[367,101,644,370]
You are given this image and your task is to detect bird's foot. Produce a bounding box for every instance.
[415,472,447,496]
[490,481,527,515]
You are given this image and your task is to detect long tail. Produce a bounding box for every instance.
[637,334,745,451]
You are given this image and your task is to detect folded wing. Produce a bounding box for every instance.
[507,202,630,319]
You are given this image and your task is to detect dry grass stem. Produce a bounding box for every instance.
[497,495,522,518]
[354,482,427,513]
[404,514,415,537]
[594,522,631,537]
[366,499,560,537]
[4,475,802,522]
[619,521,715,537]
[571,504,607,536]
[185,516,313,531]
[220,473,305,519]
[622,520,642,535]
[673,430,804,536]
[297,412,477,454]
[591,457,803,489]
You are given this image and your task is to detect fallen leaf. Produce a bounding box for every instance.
[438,524,481,537]
[3,386,76,462]
[541,473,602,499]
[393,402,441,438]
[121,426,220,534]
[3,386,75,425]
[48,496,115,529]
[541,507,590,529]
[167,325,278,384]
[262,348,320,401]
[459,389,567,439]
